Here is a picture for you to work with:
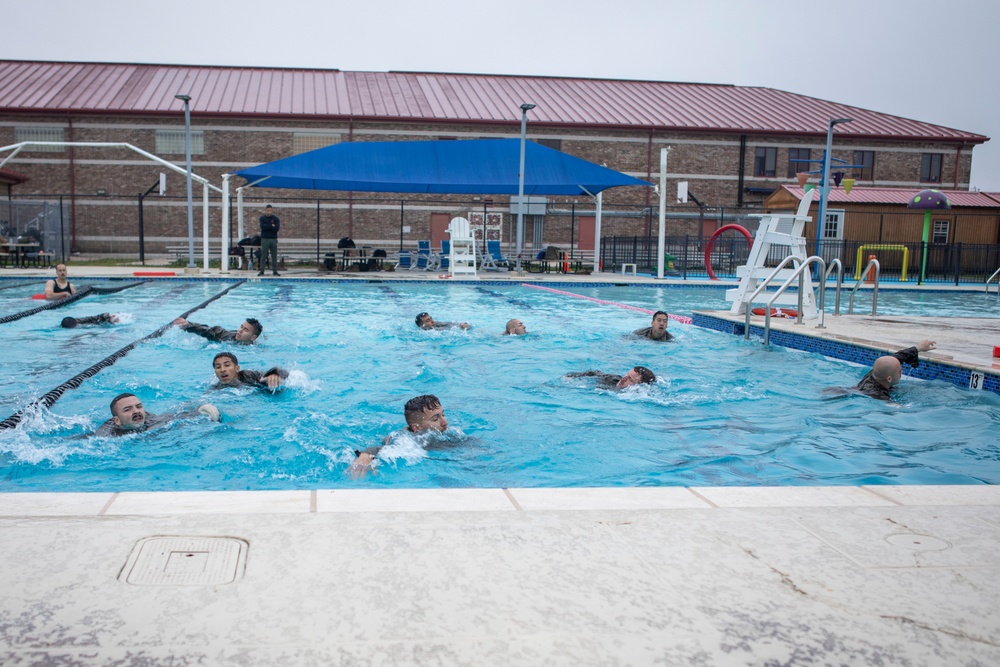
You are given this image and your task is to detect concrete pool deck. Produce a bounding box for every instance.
[2,267,999,664]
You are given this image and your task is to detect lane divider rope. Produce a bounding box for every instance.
[520,283,693,324]
[0,280,246,430]
[0,281,151,326]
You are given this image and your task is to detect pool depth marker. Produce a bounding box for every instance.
[0,280,247,430]
[520,284,693,324]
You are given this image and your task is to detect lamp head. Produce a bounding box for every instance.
[830,117,853,127]
[175,94,191,103]
[520,103,536,112]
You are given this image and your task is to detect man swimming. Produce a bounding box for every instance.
[44,264,76,300]
[93,392,220,437]
[174,317,262,344]
[350,394,451,476]
[854,340,936,401]
[504,318,527,335]
[415,312,469,330]
[633,311,673,341]
[565,366,656,390]
[211,352,288,390]
[61,313,119,328]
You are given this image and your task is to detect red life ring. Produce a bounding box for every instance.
[32,293,47,300]
[705,224,753,281]
[438,274,451,279]
[751,307,798,318]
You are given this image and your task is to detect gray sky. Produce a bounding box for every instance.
[5,0,999,190]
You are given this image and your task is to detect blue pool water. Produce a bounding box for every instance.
[0,279,998,491]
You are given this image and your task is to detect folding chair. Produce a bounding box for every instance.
[482,240,511,271]
[415,240,437,271]
[395,250,413,270]
[439,240,451,271]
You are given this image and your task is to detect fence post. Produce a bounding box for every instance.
[954,243,961,286]
[683,234,688,280]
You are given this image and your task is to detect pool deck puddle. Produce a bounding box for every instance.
[2,486,999,665]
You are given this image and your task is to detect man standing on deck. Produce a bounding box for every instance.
[855,340,936,400]
[258,204,280,277]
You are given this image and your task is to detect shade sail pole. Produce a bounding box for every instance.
[657,147,669,279]
[593,191,603,272]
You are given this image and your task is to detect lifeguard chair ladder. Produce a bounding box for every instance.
[727,189,819,318]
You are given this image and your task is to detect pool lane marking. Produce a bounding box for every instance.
[520,284,693,324]
[0,280,152,326]
[0,280,247,431]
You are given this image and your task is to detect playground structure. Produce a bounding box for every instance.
[854,244,909,281]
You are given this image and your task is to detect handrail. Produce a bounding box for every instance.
[760,256,827,345]
[848,258,880,316]
[986,267,1000,296]
[743,255,828,343]
[824,258,844,316]
[743,255,803,340]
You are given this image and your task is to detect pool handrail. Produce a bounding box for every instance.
[825,258,844,316]
[986,266,1000,297]
[848,258,880,316]
[743,255,829,343]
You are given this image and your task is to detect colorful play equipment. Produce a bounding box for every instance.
[854,245,909,282]
[907,189,951,284]
[704,224,753,281]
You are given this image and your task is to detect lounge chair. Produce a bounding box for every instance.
[395,250,413,270]
[439,240,451,271]
[415,240,437,271]
[481,240,511,271]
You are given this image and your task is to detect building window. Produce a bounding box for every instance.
[853,151,875,180]
[932,219,949,244]
[292,133,340,154]
[536,138,562,151]
[754,147,777,177]
[15,127,65,152]
[156,129,205,155]
[787,148,811,178]
[921,153,943,183]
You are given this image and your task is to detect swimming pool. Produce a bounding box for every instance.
[1,279,998,491]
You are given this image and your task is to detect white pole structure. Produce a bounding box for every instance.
[593,191,603,272]
[515,102,536,274]
[201,183,210,272]
[656,146,669,279]
[236,187,245,240]
[817,118,852,258]
[221,174,230,274]
[174,94,195,269]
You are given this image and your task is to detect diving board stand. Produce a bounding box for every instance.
[727,189,818,318]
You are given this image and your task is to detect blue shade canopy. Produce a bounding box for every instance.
[234,139,651,195]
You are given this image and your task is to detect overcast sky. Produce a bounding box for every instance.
[5,0,999,190]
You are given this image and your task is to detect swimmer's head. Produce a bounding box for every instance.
[110,392,146,430]
[616,366,656,389]
[235,318,262,343]
[504,319,526,335]
[416,312,433,329]
[61,317,78,328]
[213,352,240,385]
[872,355,903,389]
[404,394,447,433]
[651,311,668,334]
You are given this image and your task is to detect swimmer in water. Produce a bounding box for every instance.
[503,318,527,335]
[93,392,220,437]
[565,366,656,390]
[61,313,119,328]
[350,394,450,477]
[632,311,673,341]
[211,352,287,390]
[173,317,262,344]
[416,312,469,330]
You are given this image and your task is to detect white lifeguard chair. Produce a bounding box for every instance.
[446,217,477,278]
[726,189,818,318]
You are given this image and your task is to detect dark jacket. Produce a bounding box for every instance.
[633,326,674,341]
[183,321,240,343]
[215,367,289,389]
[855,347,921,401]
[94,412,171,437]
[259,214,280,239]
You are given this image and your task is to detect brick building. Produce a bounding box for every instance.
[0,61,989,256]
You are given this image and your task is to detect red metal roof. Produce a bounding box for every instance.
[0,167,29,184]
[0,61,988,143]
[779,185,1000,208]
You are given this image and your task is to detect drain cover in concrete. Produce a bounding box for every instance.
[119,536,248,586]
[885,533,951,552]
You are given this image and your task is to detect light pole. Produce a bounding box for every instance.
[175,93,195,269]
[817,117,852,259]
[515,102,536,273]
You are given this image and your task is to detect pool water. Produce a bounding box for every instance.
[1,280,998,491]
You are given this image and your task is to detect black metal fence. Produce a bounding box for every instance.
[601,234,1000,285]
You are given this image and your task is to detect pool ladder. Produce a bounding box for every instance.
[848,257,881,315]
[744,255,846,345]
[987,267,1000,297]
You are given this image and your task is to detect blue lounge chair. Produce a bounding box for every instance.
[415,240,436,271]
[482,240,511,271]
[395,250,413,270]
[439,240,451,271]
